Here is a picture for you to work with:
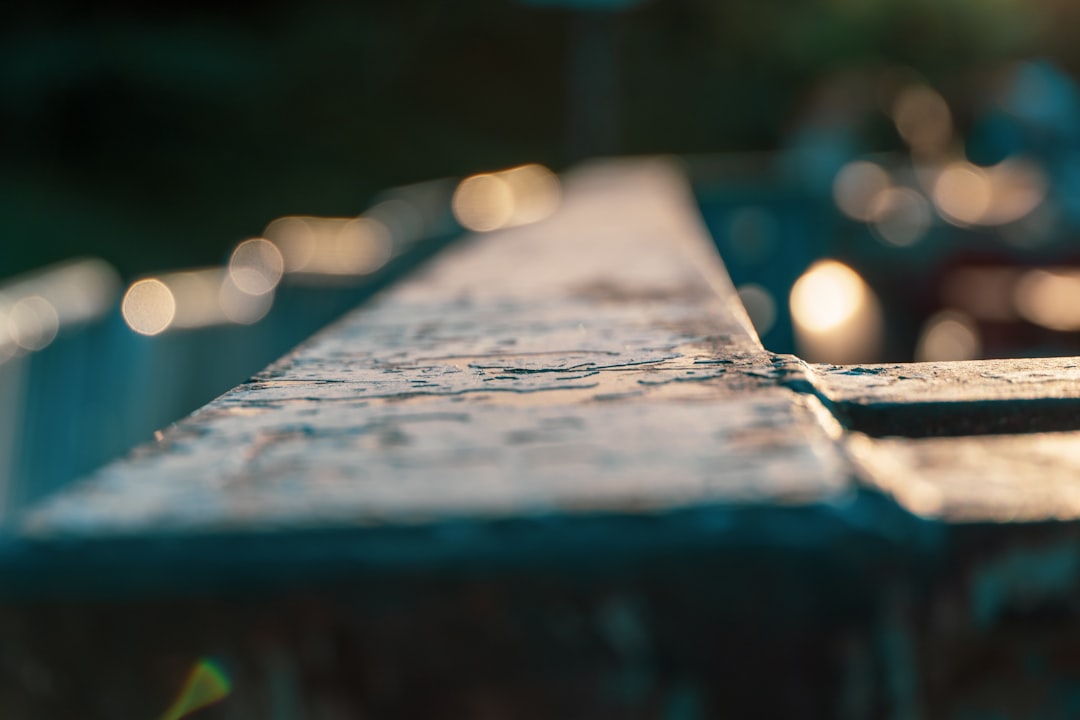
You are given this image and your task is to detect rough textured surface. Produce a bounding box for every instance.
[12,158,1080,718]
[764,356,1080,522]
[19,160,857,546]
[0,158,931,719]
[809,356,1080,437]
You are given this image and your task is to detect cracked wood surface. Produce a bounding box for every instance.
[809,357,1080,436]
[776,357,1080,522]
[15,155,1080,588]
[19,159,858,549]
[8,159,1080,719]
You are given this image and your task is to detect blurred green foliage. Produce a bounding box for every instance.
[0,0,1064,280]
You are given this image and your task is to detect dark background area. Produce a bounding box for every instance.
[1,0,1067,281]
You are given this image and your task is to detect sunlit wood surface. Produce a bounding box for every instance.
[10,158,1080,718]
[20,160,863,548]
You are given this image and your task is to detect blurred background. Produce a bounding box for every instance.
[6,0,1080,510]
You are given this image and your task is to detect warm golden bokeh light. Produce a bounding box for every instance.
[263,216,317,272]
[331,218,394,275]
[228,238,284,296]
[893,85,953,156]
[499,163,562,225]
[932,162,993,226]
[263,216,393,277]
[219,275,274,325]
[452,164,561,232]
[124,267,278,333]
[8,295,59,351]
[452,173,515,231]
[930,159,1046,228]
[736,283,776,336]
[790,260,866,333]
[981,158,1048,226]
[1014,269,1080,331]
[162,270,230,329]
[122,279,177,336]
[790,260,883,363]
[869,186,932,247]
[832,160,891,222]
[24,258,121,327]
[915,310,981,361]
[0,259,120,354]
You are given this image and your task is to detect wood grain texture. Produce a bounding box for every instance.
[17,156,1080,563]
[16,160,870,567]
[765,355,1080,522]
[10,158,1080,717]
[810,356,1080,436]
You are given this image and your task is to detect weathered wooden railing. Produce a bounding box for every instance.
[4,158,1080,718]
[0,179,464,520]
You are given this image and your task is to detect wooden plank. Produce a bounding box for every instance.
[18,157,1080,718]
[808,356,1080,437]
[771,356,1080,522]
[6,159,895,595]
[845,431,1080,522]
